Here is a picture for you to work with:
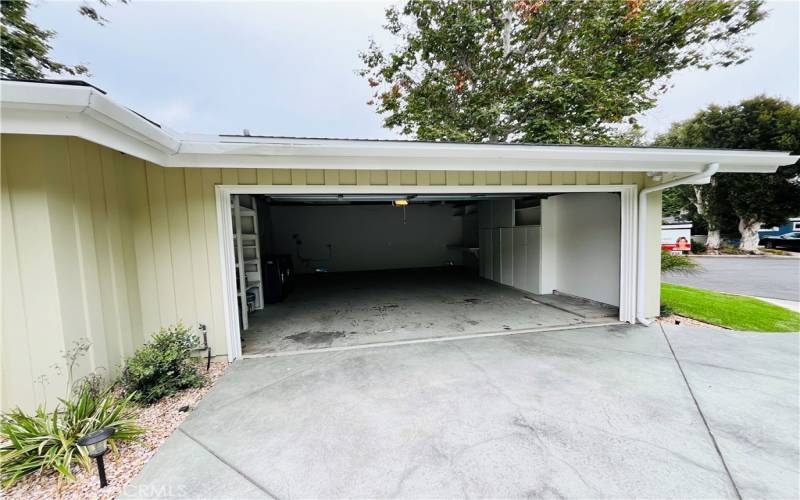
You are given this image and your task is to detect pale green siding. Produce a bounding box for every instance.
[1,134,658,411]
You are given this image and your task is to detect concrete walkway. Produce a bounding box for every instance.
[755,296,800,313]
[123,325,799,499]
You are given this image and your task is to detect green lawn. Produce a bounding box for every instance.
[661,283,800,332]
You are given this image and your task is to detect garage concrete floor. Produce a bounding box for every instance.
[123,324,799,499]
[242,268,619,355]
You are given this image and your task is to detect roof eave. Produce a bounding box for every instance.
[1,80,796,173]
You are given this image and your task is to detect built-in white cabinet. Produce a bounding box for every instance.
[479,228,493,280]
[491,228,502,282]
[513,227,527,290]
[479,223,542,294]
[512,226,540,293]
[500,227,514,286]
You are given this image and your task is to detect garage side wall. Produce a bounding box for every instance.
[540,193,621,306]
[1,134,657,411]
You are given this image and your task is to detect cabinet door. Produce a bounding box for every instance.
[500,227,514,286]
[513,227,527,289]
[525,226,541,294]
[492,228,502,282]
[479,229,492,279]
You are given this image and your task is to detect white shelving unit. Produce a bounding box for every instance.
[232,194,263,330]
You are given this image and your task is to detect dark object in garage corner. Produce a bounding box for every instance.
[276,254,294,296]
[759,232,800,251]
[262,254,294,303]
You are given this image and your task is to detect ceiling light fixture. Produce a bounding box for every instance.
[392,199,409,224]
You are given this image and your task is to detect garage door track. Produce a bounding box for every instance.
[123,324,799,499]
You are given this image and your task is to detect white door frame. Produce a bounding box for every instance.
[215,184,638,361]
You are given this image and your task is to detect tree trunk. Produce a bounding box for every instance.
[692,185,720,253]
[706,229,721,253]
[738,218,762,253]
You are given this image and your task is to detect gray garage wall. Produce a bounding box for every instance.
[270,204,464,273]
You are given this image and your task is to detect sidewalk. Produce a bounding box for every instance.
[754,296,800,313]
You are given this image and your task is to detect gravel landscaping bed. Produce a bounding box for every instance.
[2,361,228,500]
[658,314,727,330]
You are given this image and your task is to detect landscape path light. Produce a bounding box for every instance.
[77,427,115,488]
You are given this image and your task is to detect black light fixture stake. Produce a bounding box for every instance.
[95,452,108,488]
[77,427,115,488]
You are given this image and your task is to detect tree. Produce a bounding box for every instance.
[360,0,765,144]
[655,96,800,253]
[661,187,690,219]
[0,0,121,79]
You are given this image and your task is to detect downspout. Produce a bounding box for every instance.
[636,162,719,325]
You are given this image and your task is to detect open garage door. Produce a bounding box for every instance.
[217,186,637,359]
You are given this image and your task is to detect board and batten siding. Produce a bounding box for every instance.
[1,134,658,411]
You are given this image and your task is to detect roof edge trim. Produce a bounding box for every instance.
[1,80,796,173]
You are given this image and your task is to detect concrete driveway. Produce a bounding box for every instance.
[123,325,799,499]
[664,256,800,302]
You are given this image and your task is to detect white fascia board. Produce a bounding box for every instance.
[170,141,795,172]
[86,92,179,152]
[0,81,92,112]
[1,81,176,164]
[1,80,797,173]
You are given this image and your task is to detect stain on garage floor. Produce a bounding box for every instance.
[242,268,618,355]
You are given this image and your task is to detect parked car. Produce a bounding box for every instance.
[759,232,800,250]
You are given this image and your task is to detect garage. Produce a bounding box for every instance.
[225,188,629,356]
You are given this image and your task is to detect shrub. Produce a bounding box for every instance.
[660,250,700,274]
[122,323,205,405]
[0,381,142,488]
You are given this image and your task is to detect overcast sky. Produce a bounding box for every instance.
[30,0,799,141]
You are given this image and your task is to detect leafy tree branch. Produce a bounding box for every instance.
[360,0,766,144]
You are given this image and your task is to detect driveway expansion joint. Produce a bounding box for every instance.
[178,428,281,500]
[659,324,743,500]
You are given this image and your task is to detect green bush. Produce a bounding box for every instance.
[122,323,205,405]
[0,381,142,488]
[660,250,700,274]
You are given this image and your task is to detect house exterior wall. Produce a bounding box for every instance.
[1,134,660,411]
